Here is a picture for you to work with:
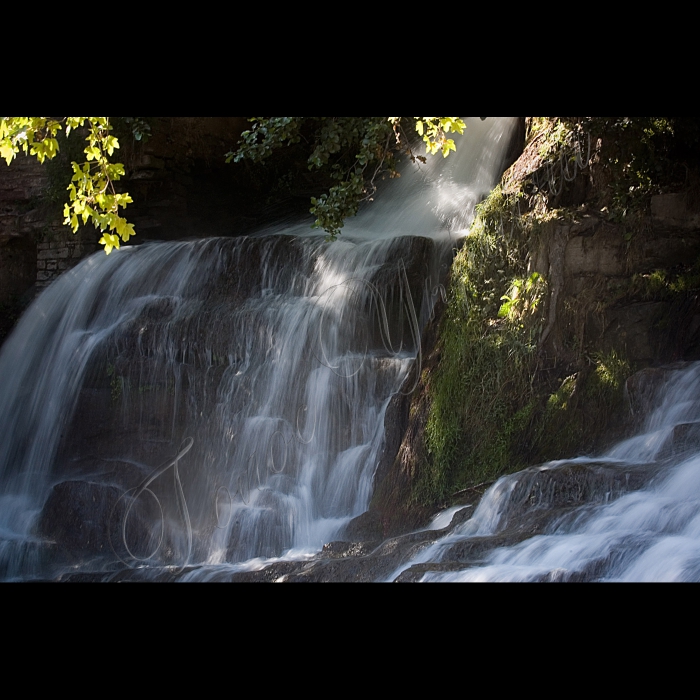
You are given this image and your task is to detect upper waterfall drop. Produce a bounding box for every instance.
[336,117,521,241]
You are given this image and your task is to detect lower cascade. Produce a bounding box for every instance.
[0,234,431,579]
[392,363,700,583]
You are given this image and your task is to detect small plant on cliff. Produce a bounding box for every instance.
[498,273,546,324]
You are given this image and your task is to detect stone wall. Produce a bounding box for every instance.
[36,233,101,289]
[0,154,104,342]
[1,157,47,341]
[532,193,700,369]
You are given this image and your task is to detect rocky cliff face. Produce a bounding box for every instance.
[369,117,700,536]
[108,117,252,241]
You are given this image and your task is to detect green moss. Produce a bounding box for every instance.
[627,259,700,302]
[533,351,631,461]
[414,186,548,506]
[106,363,129,404]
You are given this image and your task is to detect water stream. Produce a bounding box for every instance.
[393,364,700,583]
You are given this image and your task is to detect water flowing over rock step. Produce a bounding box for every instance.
[1,227,451,573]
[50,458,662,582]
[398,544,656,583]
[51,532,662,583]
[274,459,664,582]
[15,356,700,583]
[0,119,543,581]
[0,539,46,582]
[656,422,700,460]
[57,529,451,582]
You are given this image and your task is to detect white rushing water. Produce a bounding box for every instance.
[394,364,700,583]
[0,117,519,580]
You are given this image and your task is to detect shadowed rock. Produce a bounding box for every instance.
[37,480,156,564]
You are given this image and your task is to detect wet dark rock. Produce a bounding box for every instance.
[368,237,435,294]
[225,561,312,583]
[320,541,378,560]
[369,282,449,538]
[446,505,478,529]
[38,481,121,556]
[37,480,154,563]
[625,363,695,424]
[493,461,659,533]
[189,527,450,583]
[658,422,700,460]
[288,532,446,582]
[372,382,412,495]
[343,510,383,543]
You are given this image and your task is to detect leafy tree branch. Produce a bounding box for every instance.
[231,117,468,239]
[2,116,472,251]
[1,116,134,254]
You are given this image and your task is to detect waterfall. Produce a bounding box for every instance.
[0,117,519,581]
[391,363,700,583]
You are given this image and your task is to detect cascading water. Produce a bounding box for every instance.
[0,117,520,581]
[390,363,700,583]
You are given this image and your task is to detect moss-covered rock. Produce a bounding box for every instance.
[370,117,700,531]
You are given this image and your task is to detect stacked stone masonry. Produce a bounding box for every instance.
[36,238,99,288]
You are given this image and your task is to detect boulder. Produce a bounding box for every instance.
[625,363,695,421]
[37,480,155,562]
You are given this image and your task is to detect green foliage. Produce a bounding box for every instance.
[626,263,700,303]
[231,117,467,239]
[591,350,630,398]
[568,117,700,220]
[1,117,134,254]
[498,273,545,322]
[536,351,631,460]
[389,117,467,157]
[122,117,151,142]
